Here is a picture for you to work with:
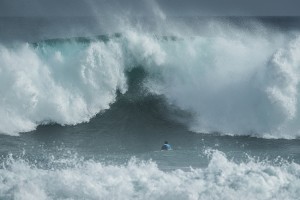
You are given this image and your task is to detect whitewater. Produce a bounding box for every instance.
[1,149,300,200]
[1,27,300,138]
[1,15,300,200]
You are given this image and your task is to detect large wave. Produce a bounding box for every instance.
[1,23,300,138]
[1,150,299,200]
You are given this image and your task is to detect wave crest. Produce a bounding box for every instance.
[1,30,300,138]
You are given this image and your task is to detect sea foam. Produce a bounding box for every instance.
[0,150,299,200]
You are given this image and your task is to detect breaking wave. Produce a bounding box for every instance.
[1,26,300,138]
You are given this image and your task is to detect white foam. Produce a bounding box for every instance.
[1,150,299,200]
[0,41,127,135]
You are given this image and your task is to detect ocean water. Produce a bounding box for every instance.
[1,16,300,199]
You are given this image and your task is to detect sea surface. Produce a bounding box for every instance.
[0,16,300,200]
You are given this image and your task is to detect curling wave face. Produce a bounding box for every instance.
[1,28,300,138]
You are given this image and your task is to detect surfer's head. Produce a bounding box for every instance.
[164,141,168,144]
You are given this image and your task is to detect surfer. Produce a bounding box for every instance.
[161,141,172,150]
